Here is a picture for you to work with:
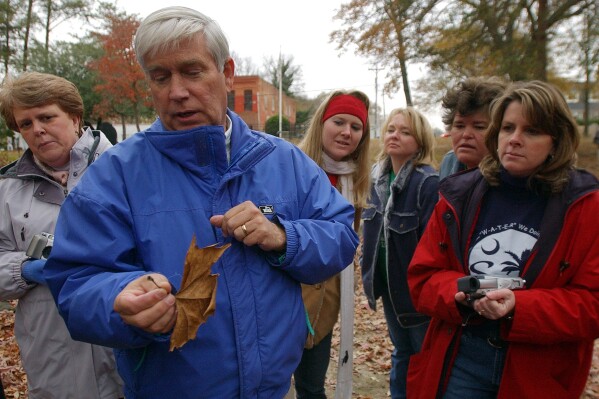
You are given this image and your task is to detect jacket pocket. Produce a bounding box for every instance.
[407,348,434,399]
[388,214,418,235]
[361,206,377,221]
[398,313,430,328]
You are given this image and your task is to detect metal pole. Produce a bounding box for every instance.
[278,51,283,135]
[256,92,261,130]
[369,66,381,138]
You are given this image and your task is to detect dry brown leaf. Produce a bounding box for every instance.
[169,237,230,351]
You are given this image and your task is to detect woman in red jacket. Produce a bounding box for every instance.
[407,80,599,399]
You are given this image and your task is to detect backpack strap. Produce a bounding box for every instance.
[522,195,565,288]
[87,130,102,166]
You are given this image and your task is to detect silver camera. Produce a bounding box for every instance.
[26,232,54,259]
[457,275,525,300]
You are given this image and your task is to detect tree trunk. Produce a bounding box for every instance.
[3,0,12,75]
[120,114,127,141]
[44,0,52,68]
[388,3,413,106]
[22,0,34,71]
[582,51,591,137]
[133,100,141,132]
[399,55,412,106]
[533,0,549,80]
[581,8,595,138]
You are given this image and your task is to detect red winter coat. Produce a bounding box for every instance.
[407,168,599,399]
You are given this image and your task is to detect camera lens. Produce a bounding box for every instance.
[41,246,52,259]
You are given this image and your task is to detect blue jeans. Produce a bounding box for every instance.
[442,331,507,399]
[381,291,429,399]
[293,332,332,399]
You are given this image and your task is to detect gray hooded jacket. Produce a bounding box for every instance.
[0,128,123,399]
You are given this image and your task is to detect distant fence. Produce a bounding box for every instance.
[112,123,152,142]
[3,121,308,150]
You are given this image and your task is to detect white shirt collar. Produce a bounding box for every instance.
[224,115,232,162]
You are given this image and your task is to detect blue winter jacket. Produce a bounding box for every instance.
[45,112,358,399]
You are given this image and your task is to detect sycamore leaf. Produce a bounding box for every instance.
[169,237,230,351]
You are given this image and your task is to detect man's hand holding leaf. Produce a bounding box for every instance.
[114,273,177,334]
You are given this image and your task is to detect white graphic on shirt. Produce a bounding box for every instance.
[469,229,537,277]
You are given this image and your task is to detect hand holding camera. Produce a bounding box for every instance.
[26,232,54,259]
[457,275,525,305]
[21,233,54,285]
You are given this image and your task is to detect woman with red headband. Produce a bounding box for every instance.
[293,91,371,398]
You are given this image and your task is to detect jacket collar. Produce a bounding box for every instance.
[145,118,228,176]
[0,128,107,183]
[441,167,599,211]
[144,111,275,178]
[0,149,37,178]
[372,158,416,203]
[562,168,599,204]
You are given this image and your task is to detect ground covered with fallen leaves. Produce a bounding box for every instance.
[0,301,26,399]
[1,269,599,398]
[323,267,599,398]
[1,138,599,398]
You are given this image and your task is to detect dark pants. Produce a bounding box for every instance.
[442,332,507,399]
[293,332,333,399]
[381,291,429,399]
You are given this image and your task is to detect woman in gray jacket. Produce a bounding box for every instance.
[0,72,123,399]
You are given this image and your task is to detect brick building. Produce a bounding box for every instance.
[228,75,296,132]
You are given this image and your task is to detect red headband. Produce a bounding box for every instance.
[322,94,368,127]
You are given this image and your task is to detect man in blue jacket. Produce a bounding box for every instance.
[44,6,358,399]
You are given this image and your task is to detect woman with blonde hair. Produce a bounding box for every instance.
[407,80,599,399]
[294,90,370,398]
[361,107,438,399]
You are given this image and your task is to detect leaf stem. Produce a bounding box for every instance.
[147,275,161,289]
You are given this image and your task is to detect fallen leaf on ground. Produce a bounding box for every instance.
[169,237,230,351]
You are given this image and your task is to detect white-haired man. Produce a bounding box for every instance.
[45,6,358,398]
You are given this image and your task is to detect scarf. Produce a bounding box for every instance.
[322,152,356,203]
[321,154,357,397]
[33,156,69,187]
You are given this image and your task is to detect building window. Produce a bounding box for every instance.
[227,91,235,110]
[244,90,253,111]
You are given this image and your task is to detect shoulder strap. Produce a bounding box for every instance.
[522,195,565,288]
[87,130,102,166]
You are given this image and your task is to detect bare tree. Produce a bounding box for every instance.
[37,0,95,67]
[230,51,260,76]
[331,0,439,106]
[424,0,592,81]
[22,0,34,71]
[263,54,304,97]
[0,0,29,74]
[577,1,599,136]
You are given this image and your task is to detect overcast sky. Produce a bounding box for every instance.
[104,0,442,129]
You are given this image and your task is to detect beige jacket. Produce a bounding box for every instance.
[302,210,361,348]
